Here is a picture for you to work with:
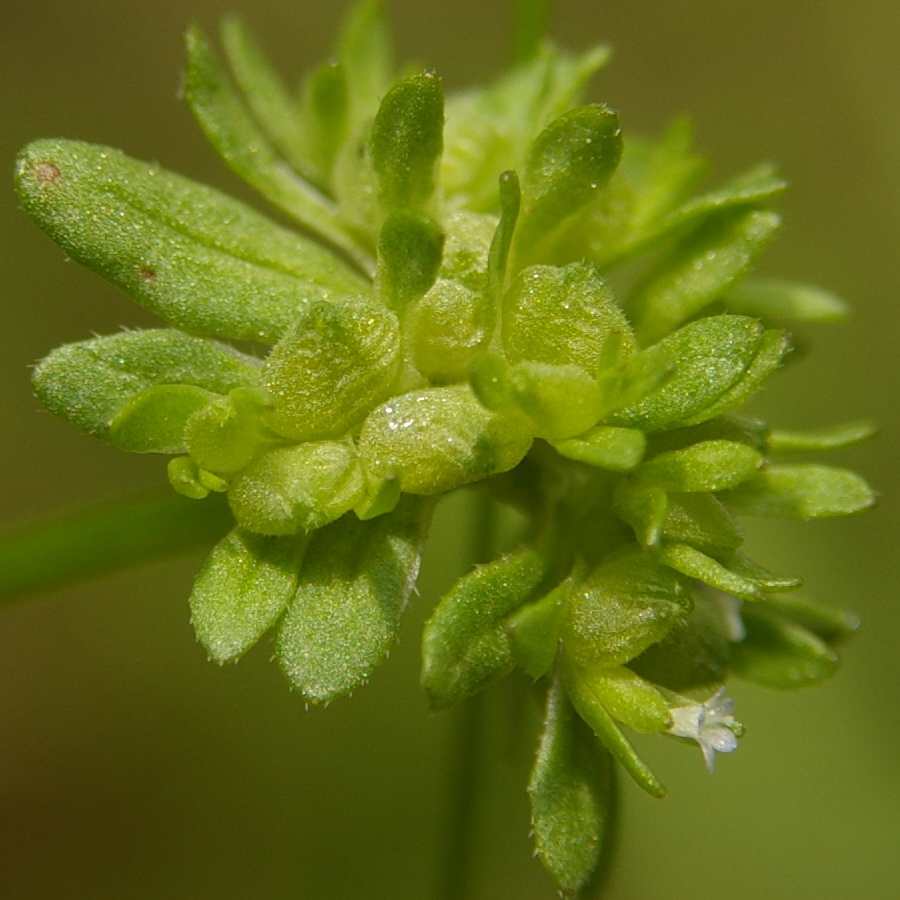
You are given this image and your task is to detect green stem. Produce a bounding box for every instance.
[436,490,497,900]
[0,489,232,601]
[438,691,487,900]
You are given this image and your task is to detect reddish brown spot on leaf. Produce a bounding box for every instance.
[35,162,61,184]
[139,266,158,282]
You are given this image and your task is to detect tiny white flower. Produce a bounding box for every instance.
[667,688,742,773]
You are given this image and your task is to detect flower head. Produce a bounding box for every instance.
[668,688,743,773]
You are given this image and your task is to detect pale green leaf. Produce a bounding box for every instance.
[724,464,876,519]
[32,329,259,439]
[635,440,763,492]
[728,278,849,322]
[16,139,367,342]
[190,527,307,664]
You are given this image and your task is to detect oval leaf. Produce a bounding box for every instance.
[32,329,260,439]
[190,527,307,664]
[421,544,551,709]
[276,497,428,702]
[529,677,617,896]
[16,139,366,342]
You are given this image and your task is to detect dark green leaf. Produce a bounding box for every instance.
[377,210,444,310]
[16,139,367,342]
[529,677,617,896]
[731,607,839,689]
[190,527,307,664]
[277,497,428,702]
[421,544,551,709]
[371,72,444,212]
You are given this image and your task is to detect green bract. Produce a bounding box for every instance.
[16,3,874,895]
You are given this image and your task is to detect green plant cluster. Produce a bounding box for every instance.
[14,3,874,893]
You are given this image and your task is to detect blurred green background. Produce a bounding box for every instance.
[2,1,897,897]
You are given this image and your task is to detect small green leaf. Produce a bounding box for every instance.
[723,464,876,519]
[263,296,400,442]
[563,547,691,667]
[507,579,569,679]
[610,316,766,431]
[517,104,623,252]
[529,677,617,896]
[421,544,551,709]
[578,664,671,734]
[228,440,366,535]
[32,329,260,440]
[676,328,789,428]
[371,72,444,213]
[408,279,491,382]
[635,440,763,492]
[727,278,849,322]
[760,595,859,644]
[502,262,634,377]
[612,481,669,547]
[630,208,780,344]
[359,385,533,495]
[441,42,611,213]
[277,497,428,703]
[16,139,366,342]
[554,426,646,472]
[731,607,839,689]
[658,493,744,556]
[108,384,219,454]
[768,420,878,453]
[485,170,521,301]
[654,542,763,601]
[184,387,276,475]
[564,657,666,797]
[190,527,307,664]
[503,360,608,441]
[298,60,350,183]
[377,210,444,310]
